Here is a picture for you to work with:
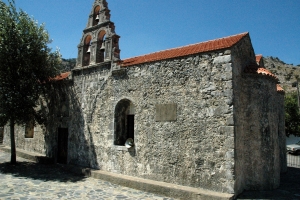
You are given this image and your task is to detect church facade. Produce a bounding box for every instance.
[3,0,286,196]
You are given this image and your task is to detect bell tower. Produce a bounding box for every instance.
[76,0,121,68]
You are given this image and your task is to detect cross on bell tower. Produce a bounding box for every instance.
[76,0,121,68]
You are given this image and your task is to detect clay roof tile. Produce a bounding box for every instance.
[51,72,71,81]
[244,64,279,82]
[121,32,249,67]
[277,84,285,94]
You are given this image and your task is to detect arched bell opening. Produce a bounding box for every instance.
[114,99,135,146]
[97,30,106,63]
[83,35,92,67]
[93,6,101,26]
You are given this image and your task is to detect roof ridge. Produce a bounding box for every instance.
[121,32,249,67]
[122,32,249,61]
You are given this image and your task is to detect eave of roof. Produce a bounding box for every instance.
[244,64,279,82]
[51,72,71,81]
[277,84,285,94]
[121,32,249,67]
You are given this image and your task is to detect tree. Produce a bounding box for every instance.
[0,0,61,164]
[285,92,300,137]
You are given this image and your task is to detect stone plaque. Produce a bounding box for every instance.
[155,104,177,122]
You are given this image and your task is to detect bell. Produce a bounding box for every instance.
[100,42,105,51]
[95,15,99,21]
[87,46,91,53]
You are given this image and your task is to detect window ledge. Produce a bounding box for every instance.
[113,145,135,151]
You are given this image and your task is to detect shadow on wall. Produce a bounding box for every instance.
[67,80,99,169]
[42,80,99,169]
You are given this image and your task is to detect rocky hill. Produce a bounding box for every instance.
[60,58,76,73]
[264,56,300,93]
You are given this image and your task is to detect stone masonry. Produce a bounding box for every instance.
[3,0,286,197]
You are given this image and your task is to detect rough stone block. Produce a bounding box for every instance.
[219,126,234,137]
[213,55,231,64]
[226,117,234,126]
[221,72,232,80]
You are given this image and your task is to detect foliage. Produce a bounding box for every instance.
[285,92,300,137]
[285,73,292,81]
[0,0,61,164]
[61,58,76,72]
[0,0,61,127]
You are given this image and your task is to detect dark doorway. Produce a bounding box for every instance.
[57,128,68,164]
[0,127,3,144]
[127,115,134,140]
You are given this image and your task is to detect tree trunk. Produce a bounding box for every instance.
[10,117,16,164]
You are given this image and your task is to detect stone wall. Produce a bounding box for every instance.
[235,75,281,191]
[3,81,71,159]
[3,124,45,155]
[277,92,286,173]
[231,35,254,194]
[65,49,236,193]
[232,35,283,193]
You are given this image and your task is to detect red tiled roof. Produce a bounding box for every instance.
[244,64,279,82]
[121,32,249,67]
[256,54,263,65]
[51,72,71,81]
[277,84,285,94]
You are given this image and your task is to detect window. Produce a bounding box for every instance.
[114,99,135,146]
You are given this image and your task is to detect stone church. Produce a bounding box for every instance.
[3,0,286,197]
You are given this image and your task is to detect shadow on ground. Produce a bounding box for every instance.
[237,167,300,199]
[0,161,86,183]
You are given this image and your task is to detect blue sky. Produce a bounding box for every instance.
[6,0,300,65]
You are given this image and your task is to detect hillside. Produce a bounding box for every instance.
[264,57,300,93]
[60,58,76,72]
